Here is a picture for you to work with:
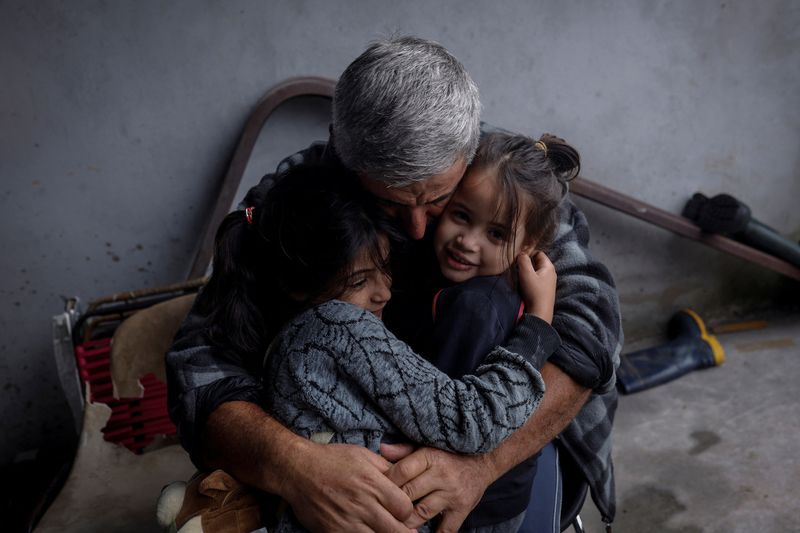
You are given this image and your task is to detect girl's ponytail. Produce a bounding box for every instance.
[538,133,580,195]
[195,179,284,366]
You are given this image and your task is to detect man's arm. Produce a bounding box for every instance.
[167,317,418,532]
[385,362,589,532]
[202,401,415,533]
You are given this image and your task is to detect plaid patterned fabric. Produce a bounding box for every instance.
[547,199,623,523]
[166,135,623,524]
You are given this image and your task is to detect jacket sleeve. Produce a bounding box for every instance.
[269,301,559,455]
[165,299,264,463]
[541,199,623,393]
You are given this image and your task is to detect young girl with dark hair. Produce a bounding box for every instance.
[189,163,560,533]
[419,131,581,532]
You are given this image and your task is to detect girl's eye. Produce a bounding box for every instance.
[488,229,507,242]
[350,278,368,289]
[452,210,469,223]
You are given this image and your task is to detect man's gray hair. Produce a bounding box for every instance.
[333,36,481,187]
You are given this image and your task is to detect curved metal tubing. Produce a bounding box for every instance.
[189,77,336,278]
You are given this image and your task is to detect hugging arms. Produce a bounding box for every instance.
[166,36,622,532]
[166,154,621,532]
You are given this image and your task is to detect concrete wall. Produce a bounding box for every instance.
[1,0,798,464]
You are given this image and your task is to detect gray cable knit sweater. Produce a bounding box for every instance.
[263,300,560,532]
[263,300,559,454]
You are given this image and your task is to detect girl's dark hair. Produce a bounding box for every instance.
[473,132,580,252]
[195,163,399,362]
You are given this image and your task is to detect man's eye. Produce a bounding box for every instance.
[374,197,400,210]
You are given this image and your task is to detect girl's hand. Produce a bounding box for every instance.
[517,252,557,324]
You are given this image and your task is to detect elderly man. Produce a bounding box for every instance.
[167,36,621,533]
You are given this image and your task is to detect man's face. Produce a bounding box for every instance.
[359,159,467,240]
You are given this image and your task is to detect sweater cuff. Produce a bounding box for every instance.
[503,315,561,370]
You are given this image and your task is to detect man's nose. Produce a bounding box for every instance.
[401,206,428,240]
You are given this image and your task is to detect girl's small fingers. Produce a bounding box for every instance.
[532,251,552,271]
[516,254,534,276]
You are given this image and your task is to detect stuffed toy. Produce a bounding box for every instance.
[156,469,264,533]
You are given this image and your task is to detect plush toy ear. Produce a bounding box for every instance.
[199,470,238,495]
[156,481,188,529]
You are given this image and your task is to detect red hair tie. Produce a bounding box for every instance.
[245,206,255,225]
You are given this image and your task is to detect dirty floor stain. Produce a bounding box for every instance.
[689,430,722,455]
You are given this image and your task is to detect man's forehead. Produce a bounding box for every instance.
[359,159,467,206]
[369,181,450,206]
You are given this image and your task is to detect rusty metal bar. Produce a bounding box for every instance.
[188,77,336,279]
[85,277,207,313]
[570,176,800,282]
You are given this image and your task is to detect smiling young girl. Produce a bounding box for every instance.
[418,131,580,532]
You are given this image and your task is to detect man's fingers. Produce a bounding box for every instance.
[372,473,417,523]
[389,448,487,532]
[385,448,430,487]
[436,508,471,533]
[364,445,396,472]
[380,441,416,463]
[368,506,419,533]
[406,493,450,527]
[400,465,448,504]
[285,443,415,532]
[359,450,416,522]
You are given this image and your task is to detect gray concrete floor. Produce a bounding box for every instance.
[579,312,800,533]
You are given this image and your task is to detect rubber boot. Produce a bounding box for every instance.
[616,309,725,395]
[683,193,800,267]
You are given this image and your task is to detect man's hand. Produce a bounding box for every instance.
[281,442,416,533]
[383,445,498,533]
[517,252,557,323]
[203,401,415,533]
